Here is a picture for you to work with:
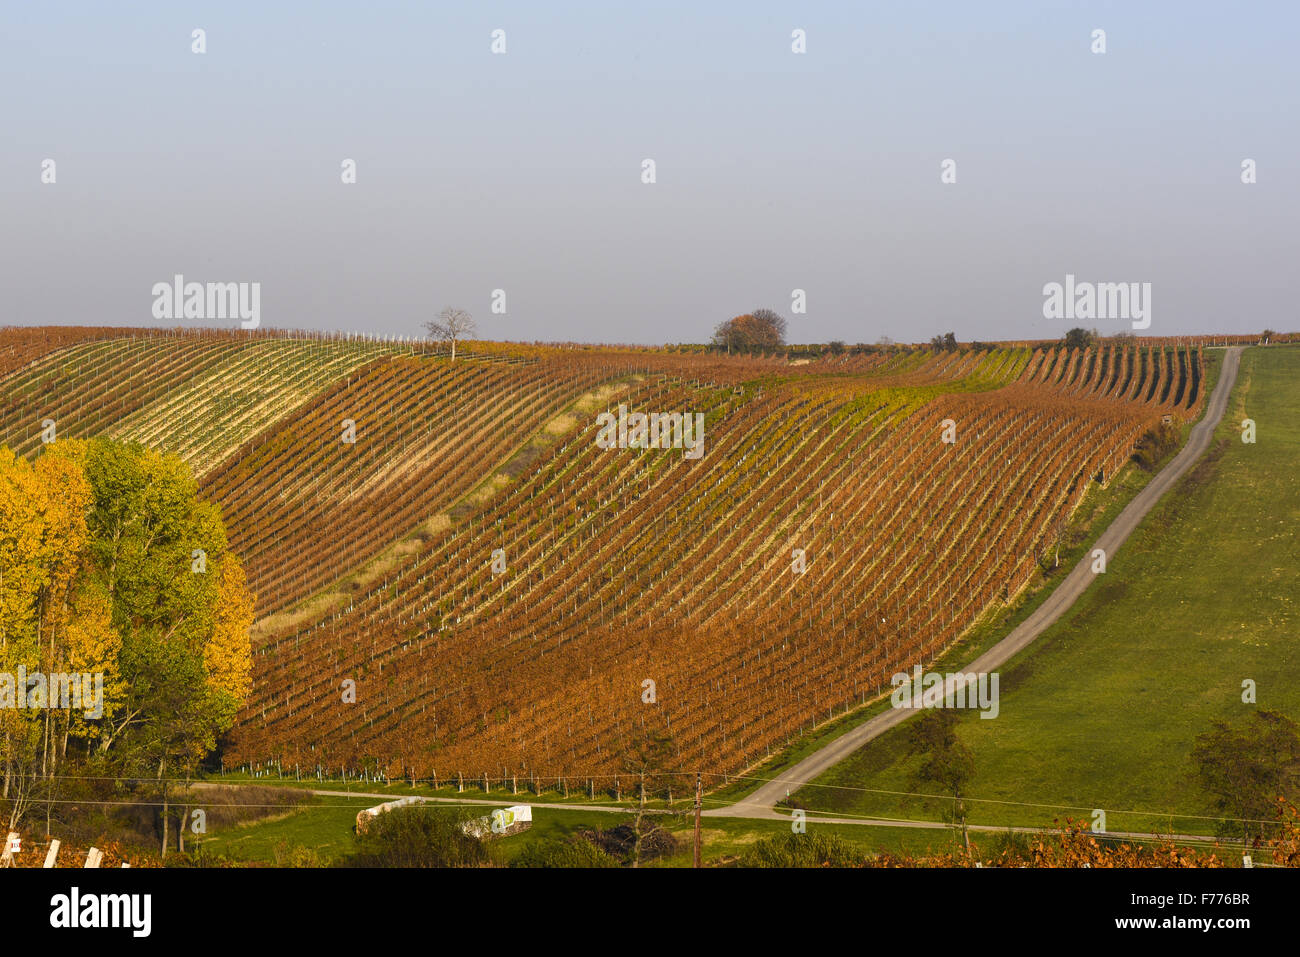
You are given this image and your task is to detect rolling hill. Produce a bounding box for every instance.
[0,328,1209,787]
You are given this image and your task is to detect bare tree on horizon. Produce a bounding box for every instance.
[424,307,476,362]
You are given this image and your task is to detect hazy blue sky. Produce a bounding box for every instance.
[3,2,1295,344]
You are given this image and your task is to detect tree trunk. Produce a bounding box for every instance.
[957,791,970,852]
[632,771,646,868]
[159,758,169,858]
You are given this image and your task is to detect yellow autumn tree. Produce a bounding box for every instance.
[61,581,125,747]
[206,553,254,711]
[1,447,111,812]
[1,438,253,845]
[0,448,59,654]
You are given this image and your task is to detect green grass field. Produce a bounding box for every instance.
[800,345,1299,837]
[193,793,377,863]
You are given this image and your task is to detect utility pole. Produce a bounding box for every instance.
[693,773,702,869]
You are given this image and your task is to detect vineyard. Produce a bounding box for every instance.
[0,329,1207,788]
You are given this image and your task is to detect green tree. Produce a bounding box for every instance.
[620,728,674,867]
[1062,327,1095,349]
[909,709,976,848]
[1192,709,1300,848]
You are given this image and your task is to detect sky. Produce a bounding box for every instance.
[2,1,1296,344]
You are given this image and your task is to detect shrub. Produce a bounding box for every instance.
[983,828,1033,861]
[738,831,864,868]
[340,806,496,868]
[511,836,620,868]
[1131,421,1180,471]
[578,822,678,864]
[273,840,326,868]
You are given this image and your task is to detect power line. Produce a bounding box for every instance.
[5,767,1291,828]
[695,770,1290,827]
